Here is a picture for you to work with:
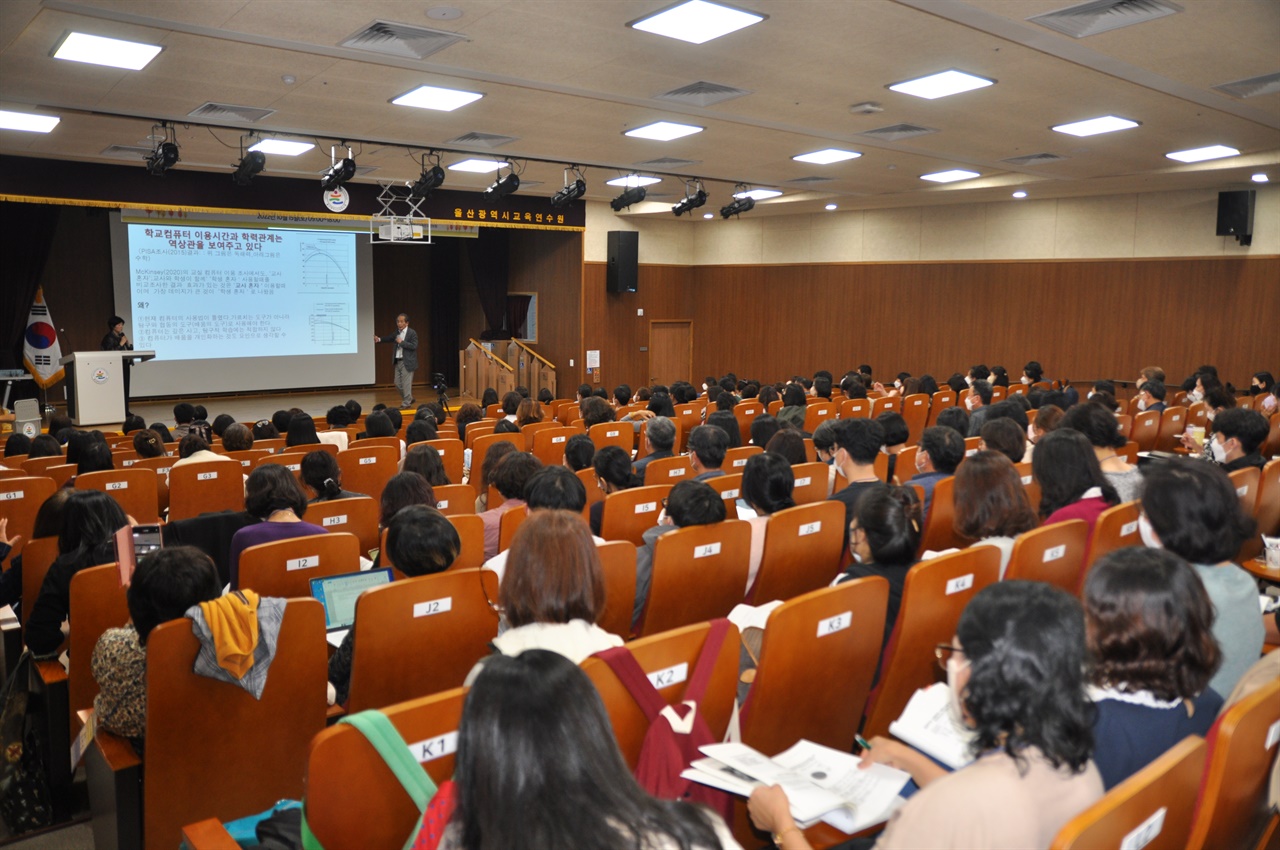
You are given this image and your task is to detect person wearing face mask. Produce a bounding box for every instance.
[1250,370,1277,413]
[811,420,840,496]
[1179,386,1236,456]
[964,380,996,436]
[1022,360,1045,388]
[1205,407,1270,472]
[827,418,888,551]
[1138,460,1262,697]
[1133,379,1167,414]
[908,426,965,516]
[1023,403,1064,463]
[749,581,1102,850]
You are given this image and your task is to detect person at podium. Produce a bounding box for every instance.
[100,315,134,412]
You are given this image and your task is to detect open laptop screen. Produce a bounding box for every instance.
[310,568,393,631]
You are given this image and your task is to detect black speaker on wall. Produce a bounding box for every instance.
[1216,190,1254,245]
[606,230,638,293]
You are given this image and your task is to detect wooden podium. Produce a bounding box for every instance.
[61,350,154,425]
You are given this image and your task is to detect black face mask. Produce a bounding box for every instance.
[1249,385,1261,395]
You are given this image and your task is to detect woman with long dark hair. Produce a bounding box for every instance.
[953,450,1039,577]
[1031,429,1119,541]
[444,649,741,849]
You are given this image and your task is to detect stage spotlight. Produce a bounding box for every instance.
[551,167,587,207]
[409,164,446,199]
[672,181,707,216]
[232,150,266,186]
[611,185,647,211]
[720,195,755,218]
[484,169,520,200]
[146,140,179,176]
[321,156,356,191]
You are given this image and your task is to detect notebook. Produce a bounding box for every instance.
[310,568,393,647]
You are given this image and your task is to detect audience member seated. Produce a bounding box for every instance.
[26,490,130,656]
[455,403,484,441]
[749,414,781,450]
[486,466,600,584]
[580,396,615,428]
[405,418,439,447]
[908,425,965,516]
[380,472,436,534]
[479,453,541,560]
[630,416,676,483]
[221,423,254,452]
[72,439,115,483]
[877,412,910,479]
[1134,379,1167,414]
[228,464,328,589]
[953,450,1040,577]
[91,546,222,749]
[28,433,62,460]
[468,511,622,686]
[977,418,1026,465]
[121,413,147,435]
[251,419,279,441]
[1060,402,1142,502]
[705,410,741,449]
[563,433,596,473]
[589,446,637,537]
[172,402,196,441]
[1024,403,1063,463]
[687,425,729,483]
[363,410,406,459]
[403,443,450,487]
[328,505,458,706]
[633,480,725,632]
[514,398,543,428]
[964,380,996,436]
[988,365,1010,388]
[933,405,969,438]
[834,484,921,656]
[302,450,367,502]
[1250,370,1277,414]
[0,488,72,614]
[750,581,1102,849]
[828,418,886,549]
[499,391,522,424]
[741,452,797,594]
[472,440,518,512]
[1032,429,1119,540]
[170,432,237,470]
[1138,460,1263,698]
[1083,547,1222,790]
[481,387,500,409]
[4,433,31,459]
[1207,407,1269,472]
[775,384,808,430]
[764,429,807,466]
[284,413,321,448]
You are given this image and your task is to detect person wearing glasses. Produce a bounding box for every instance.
[748,581,1102,849]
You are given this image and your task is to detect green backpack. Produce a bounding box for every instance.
[301,710,438,850]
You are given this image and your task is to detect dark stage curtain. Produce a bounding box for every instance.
[465,228,510,340]
[1,202,62,369]
[506,294,532,340]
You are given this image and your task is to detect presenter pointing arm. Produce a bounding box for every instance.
[101,315,134,413]
[374,312,418,408]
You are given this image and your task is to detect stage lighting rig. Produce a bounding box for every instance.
[409,152,446,200]
[321,144,356,190]
[551,167,587,207]
[145,123,179,176]
[720,184,755,218]
[484,163,521,200]
[672,180,707,216]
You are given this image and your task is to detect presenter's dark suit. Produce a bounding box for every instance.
[100,330,133,411]
[376,326,418,407]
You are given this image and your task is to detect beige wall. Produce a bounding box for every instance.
[583,186,1278,264]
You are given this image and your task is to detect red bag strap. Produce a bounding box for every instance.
[595,646,667,722]
[683,618,730,705]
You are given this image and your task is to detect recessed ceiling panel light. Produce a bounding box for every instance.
[0,110,60,133]
[824,203,838,211]
[629,0,766,45]
[391,84,484,112]
[606,175,663,187]
[733,188,782,200]
[888,69,994,100]
[1012,191,1027,198]
[1165,145,1239,163]
[1052,115,1140,137]
[248,139,315,156]
[1253,173,1269,183]
[624,121,704,141]
[793,149,861,165]
[52,32,163,71]
[703,212,715,219]
[448,158,509,172]
[920,169,980,183]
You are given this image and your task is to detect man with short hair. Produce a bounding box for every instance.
[812,375,833,400]
[828,418,885,549]
[172,402,196,441]
[483,466,603,584]
[562,433,595,472]
[686,424,728,482]
[373,313,418,408]
[1136,379,1167,414]
[633,479,725,631]
[631,416,676,484]
[1209,408,1269,472]
[589,445,635,536]
[910,426,965,515]
[965,379,996,436]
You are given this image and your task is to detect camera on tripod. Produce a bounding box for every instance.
[431,372,447,392]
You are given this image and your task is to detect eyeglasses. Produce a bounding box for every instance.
[661,497,669,508]
[934,644,965,664]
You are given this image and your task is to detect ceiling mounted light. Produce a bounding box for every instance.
[888,69,994,100]
[793,149,861,165]
[703,212,714,219]
[409,153,446,199]
[920,169,980,183]
[448,158,508,173]
[145,123,179,176]
[1052,115,1140,137]
[611,184,647,211]
[249,138,314,156]
[672,180,708,216]
[624,121,704,141]
[52,32,163,71]
[629,0,766,45]
[824,204,838,211]
[606,175,662,187]
[734,188,781,200]
[232,133,266,187]
[1165,145,1240,163]
[391,84,484,112]
[0,110,60,133]
[1012,190,1028,199]
[720,184,755,218]
[550,166,587,207]
[320,145,356,190]
[484,165,521,200]
[1253,173,1270,183]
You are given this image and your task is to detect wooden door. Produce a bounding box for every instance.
[648,320,692,387]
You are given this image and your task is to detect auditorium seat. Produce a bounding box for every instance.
[588,421,633,455]
[444,514,485,570]
[637,520,751,638]
[733,401,764,446]
[705,472,744,520]
[0,474,56,569]
[168,460,244,521]
[19,535,59,631]
[789,461,829,505]
[1129,410,1161,452]
[1084,501,1141,583]
[20,456,67,478]
[840,398,871,420]
[67,563,129,733]
[530,426,577,467]
[596,540,638,639]
[926,391,956,427]
[1004,519,1089,592]
[430,483,476,516]
[1155,406,1188,452]
[803,400,837,434]
[723,445,762,472]
[468,433,525,495]
[917,475,973,555]
[1228,466,1261,516]
[497,504,527,553]
[237,532,360,598]
[748,501,845,604]
[279,442,338,457]
[600,484,671,546]
[422,438,464,484]
[76,468,161,524]
[870,396,899,418]
[643,454,692,487]
[337,444,398,504]
[1238,458,1279,563]
[899,393,930,445]
[304,496,380,555]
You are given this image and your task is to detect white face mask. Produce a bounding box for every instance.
[1206,410,1216,423]
[965,375,974,387]
[966,396,978,410]
[1138,513,1162,549]
[1210,437,1229,463]
[1026,423,1036,442]
[894,380,902,390]
[1136,398,1148,412]
[1021,375,1032,385]
[1087,391,1095,400]
[915,452,927,473]
[946,656,970,727]
[701,383,708,391]
[1188,389,1204,403]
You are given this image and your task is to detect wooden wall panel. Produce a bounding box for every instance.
[508,230,582,384]
[581,263,693,393]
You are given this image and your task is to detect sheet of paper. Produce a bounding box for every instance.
[772,740,910,832]
[888,683,976,770]
[727,600,784,632]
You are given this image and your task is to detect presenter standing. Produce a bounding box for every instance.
[374,313,418,408]
[100,315,134,413]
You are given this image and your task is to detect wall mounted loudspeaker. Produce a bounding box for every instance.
[606,231,639,293]
[1216,190,1254,245]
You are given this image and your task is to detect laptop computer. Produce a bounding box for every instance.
[310,567,393,647]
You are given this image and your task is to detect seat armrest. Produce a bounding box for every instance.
[87,728,142,850]
[181,818,241,850]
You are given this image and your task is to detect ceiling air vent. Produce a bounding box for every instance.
[786,176,834,184]
[858,123,939,142]
[1028,0,1183,38]
[340,21,466,60]
[188,102,276,123]
[655,81,752,107]
[100,145,153,160]
[446,131,518,148]
[1003,152,1068,166]
[632,157,701,169]
[1213,71,1280,99]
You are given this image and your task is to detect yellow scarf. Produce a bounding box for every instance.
[197,590,260,679]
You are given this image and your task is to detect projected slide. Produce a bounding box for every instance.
[126,225,358,361]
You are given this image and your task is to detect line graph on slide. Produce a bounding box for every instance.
[310,303,351,346]
[300,239,351,291]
